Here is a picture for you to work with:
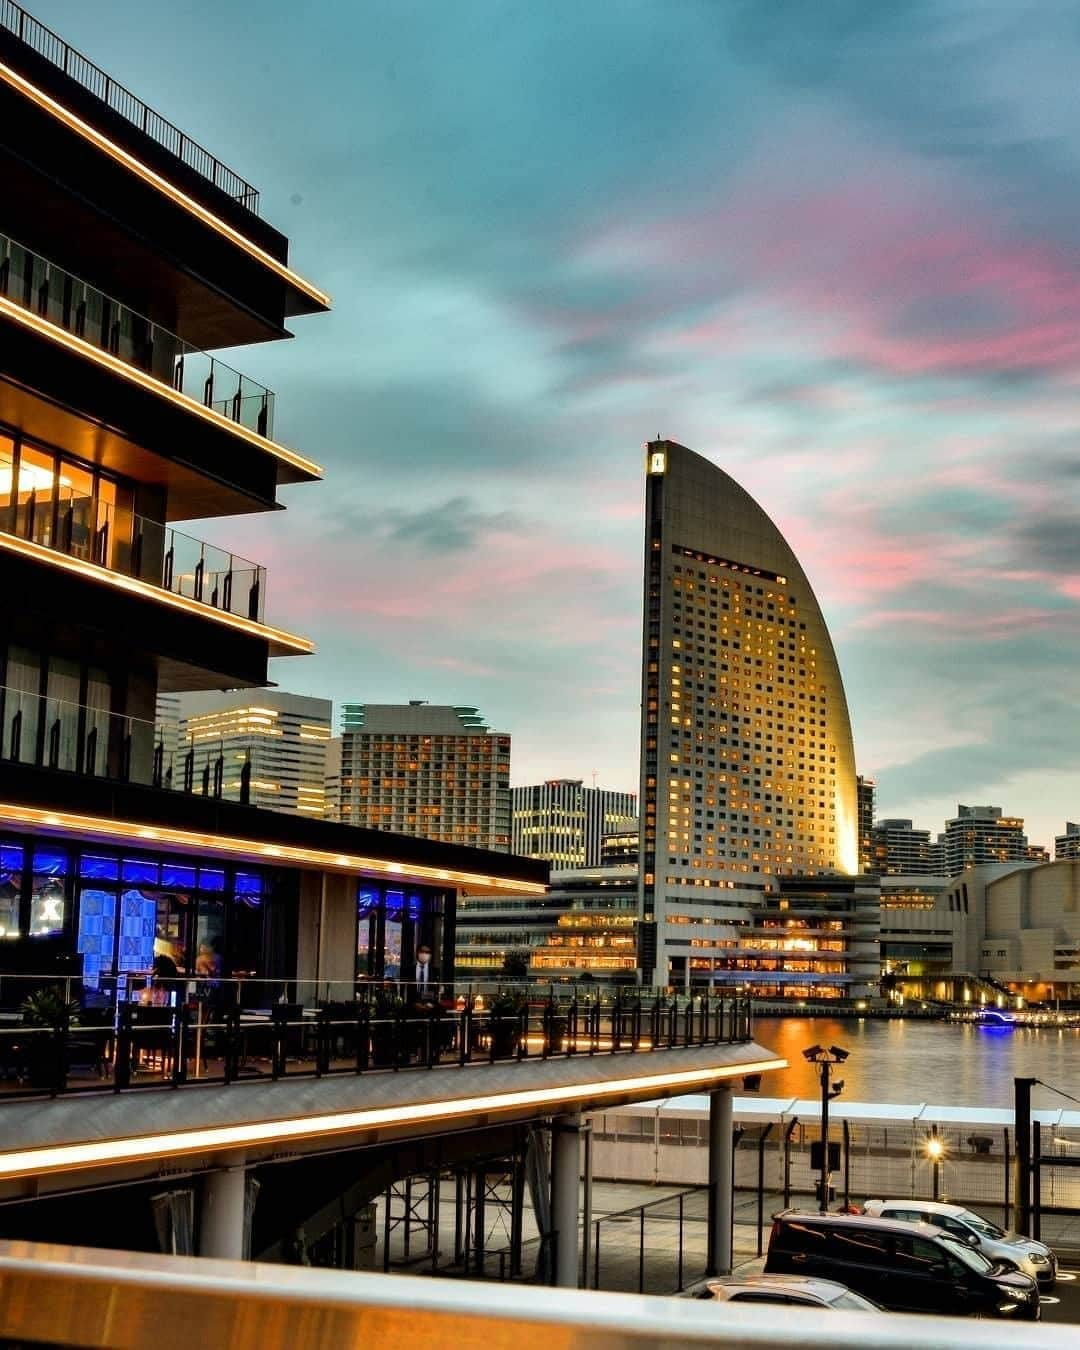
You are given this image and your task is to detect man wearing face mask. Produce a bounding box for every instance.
[405,942,444,1061]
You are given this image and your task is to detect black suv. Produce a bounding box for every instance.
[765,1212,1040,1320]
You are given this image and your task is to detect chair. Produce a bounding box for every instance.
[321,1001,360,1063]
[129,1006,176,1076]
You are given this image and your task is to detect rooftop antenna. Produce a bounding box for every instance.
[592,768,599,788]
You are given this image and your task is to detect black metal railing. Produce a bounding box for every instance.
[0,983,752,1102]
[0,0,260,212]
[0,230,276,440]
[0,681,253,800]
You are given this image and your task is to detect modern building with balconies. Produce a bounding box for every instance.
[0,4,546,994]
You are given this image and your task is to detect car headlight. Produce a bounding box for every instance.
[1028,1253,1049,1264]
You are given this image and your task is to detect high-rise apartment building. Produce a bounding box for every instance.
[638,440,858,986]
[511,780,637,870]
[161,690,332,817]
[857,775,876,872]
[871,818,935,875]
[1056,822,1080,861]
[932,805,1028,878]
[337,702,511,851]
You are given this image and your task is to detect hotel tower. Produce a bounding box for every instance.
[639,441,859,987]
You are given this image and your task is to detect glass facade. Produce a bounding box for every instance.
[0,831,290,989]
[356,882,447,982]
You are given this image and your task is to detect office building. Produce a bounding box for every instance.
[979,860,1080,1001]
[600,820,639,866]
[1056,823,1080,861]
[337,702,511,851]
[0,6,543,991]
[856,775,876,872]
[870,818,935,876]
[638,440,859,986]
[456,866,640,984]
[932,805,1029,877]
[163,690,332,817]
[1026,844,1050,863]
[323,735,342,821]
[692,874,881,1000]
[511,780,637,870]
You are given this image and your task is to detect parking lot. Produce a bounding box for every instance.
[1039,1266,1080,1323]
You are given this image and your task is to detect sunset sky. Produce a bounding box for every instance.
[39,1,1080,848]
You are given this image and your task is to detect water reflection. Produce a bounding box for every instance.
[752,1017,1080,1107]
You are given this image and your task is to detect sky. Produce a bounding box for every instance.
[35,0,1080,848]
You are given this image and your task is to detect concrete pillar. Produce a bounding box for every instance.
[707,1086,734,1275]
[199,1157,248,1260]
[551,1113,582,1288]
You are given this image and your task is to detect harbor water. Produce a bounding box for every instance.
[752,1016,1080,1107]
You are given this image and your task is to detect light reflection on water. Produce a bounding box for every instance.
[751,1017,1080,1107]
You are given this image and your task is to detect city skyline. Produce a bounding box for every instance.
[35,0,1080,847]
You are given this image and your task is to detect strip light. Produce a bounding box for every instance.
[0,530,314,656]
[0,801,550,896]
[0,1058,785,1179]
[0,296,323,481]
[0,61,331,311]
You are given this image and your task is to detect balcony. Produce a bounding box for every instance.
[0,439,267,623]
[0,230,276,441]
[0,0,259,213]
[0,979,753,1103]
[0,680,250,798]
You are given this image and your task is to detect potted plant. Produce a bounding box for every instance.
[489,988,525,1059]
[20,986,80,1089]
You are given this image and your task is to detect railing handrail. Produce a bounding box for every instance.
[0,228,275,433]
[0,0,260,212]
[10,1242,1063,1350]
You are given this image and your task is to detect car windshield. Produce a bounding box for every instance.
[830,1291,882,1312]
[940,1233,993,1273]
[958,1210,1006,1240]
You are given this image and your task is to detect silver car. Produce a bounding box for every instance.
[690,1273,883,1310]
[862,1199,1057,1287]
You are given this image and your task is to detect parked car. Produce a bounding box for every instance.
[861,1199,1057,1288]
[765,1211,1041,1320]
[690,1273,883,1310]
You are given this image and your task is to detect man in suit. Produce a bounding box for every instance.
[407,943,445,1061]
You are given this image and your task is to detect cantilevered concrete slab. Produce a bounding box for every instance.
[0,1042,783,1198]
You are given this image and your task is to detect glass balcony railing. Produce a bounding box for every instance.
[0,441,267,622]
[0,0,260,212]
[0,680,252,798]
[0,231,276,439]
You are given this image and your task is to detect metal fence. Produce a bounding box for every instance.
[0,0,260,210]
[0,985,753,1102]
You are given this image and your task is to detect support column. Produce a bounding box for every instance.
[706,1086,733,1275]
[199,1156,248,1259]
[551,1112,582,1288]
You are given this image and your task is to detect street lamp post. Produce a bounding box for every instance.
[926,1126,945,1201]
[803,1044,849,1214]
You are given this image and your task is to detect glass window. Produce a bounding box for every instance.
[0,434,15,532]
[56,460,94,560]
[80,854,120,881]
[0,843,23,874]
[160,861,197,888]
[0,844,21,939]
[30,872,66,937]
[235,871,263,896]
[32,848,67,876]
[199,868,226,893]
[196,896,225,979]
[45,656,81,772]
[4,646,41,764]
[122,858,159,885]
[16,443,56,547]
